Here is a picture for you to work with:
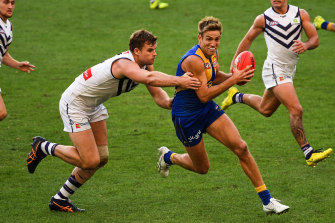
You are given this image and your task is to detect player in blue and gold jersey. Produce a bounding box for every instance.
[157,16,290,215]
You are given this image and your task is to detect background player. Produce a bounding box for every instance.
[150,0,168,9]
[157,16,289,215]
[26,29,201,212]
[313,16,335,32]
[0,0,35,121]
[221,0,332,167]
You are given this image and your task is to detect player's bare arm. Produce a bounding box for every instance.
[145,64,173,109]
[146,85,173,109]
[2,49,35,73]
[112,59,201,89]
[292,9,319,54]
[182,55,253,103]
[212,63,232,85]
[230,14,265,72]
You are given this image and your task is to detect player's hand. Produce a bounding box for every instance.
[18,61,35,73]
[292,40,308,54]
[179,72,201,90]
[232,65,254,85]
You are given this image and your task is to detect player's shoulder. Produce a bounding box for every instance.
[182,54,206,74]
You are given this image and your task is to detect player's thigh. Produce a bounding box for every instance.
[206,114,245,150]
[90,120,108,146]
[272,82,301,110]
[185,139,209,169]
[69,129,100,162]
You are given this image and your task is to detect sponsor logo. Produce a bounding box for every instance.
[269,21,279,26]
[188,130,201,142]
[74,121,89,129]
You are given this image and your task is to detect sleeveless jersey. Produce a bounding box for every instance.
[263,5,302,65]
[62,51,141,107]
[172,44,218,116]
[0,18,13,65]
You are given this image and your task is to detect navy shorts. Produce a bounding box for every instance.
[172,101,224,147]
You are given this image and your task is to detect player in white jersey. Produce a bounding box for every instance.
[26,29,201,212]
[221,0,332,168]
[0,0,35,121]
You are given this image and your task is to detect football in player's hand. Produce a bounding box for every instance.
[234,51,255,86]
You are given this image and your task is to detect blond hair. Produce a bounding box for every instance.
[198,16,222,36]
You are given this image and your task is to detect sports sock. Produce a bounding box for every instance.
[301,144,313,159]
[164,151,175,165]
[321,21,334,31]
[54,175,82,200]
[232,93,244,103]
[256,184,271,205]
[40,141,58,156]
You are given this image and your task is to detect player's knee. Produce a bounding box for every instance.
[260,109,274,117]
[81,158,100,170]
[98,145,109,167]
[291,104,303,117]
[232,141,249,158]
[98,155,109,167]
[0,110,7,121]
[195,165,210,174]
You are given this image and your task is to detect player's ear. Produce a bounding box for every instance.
[197,34,202,42]
[133,48,141,56]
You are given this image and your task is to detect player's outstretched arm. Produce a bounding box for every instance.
[2,50,35,73]
[146,85,173,109]
[113,59,201,89]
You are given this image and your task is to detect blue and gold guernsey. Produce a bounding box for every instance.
[172,44,218,116]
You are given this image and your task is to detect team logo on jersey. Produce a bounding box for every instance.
[291,18,300,25]
[269,21,279,26]
[204,63,211,69]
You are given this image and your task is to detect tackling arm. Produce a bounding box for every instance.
[146,85,173,109]
[145,64,173,109]
[112,59,201,90]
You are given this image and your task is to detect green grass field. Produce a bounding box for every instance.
[0,0,334,222]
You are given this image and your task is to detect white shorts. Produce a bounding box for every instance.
[262,60,296,89]
[59,96,109,133]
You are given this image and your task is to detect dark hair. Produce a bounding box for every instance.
[198,16,222,36]
[129,29,157,52]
